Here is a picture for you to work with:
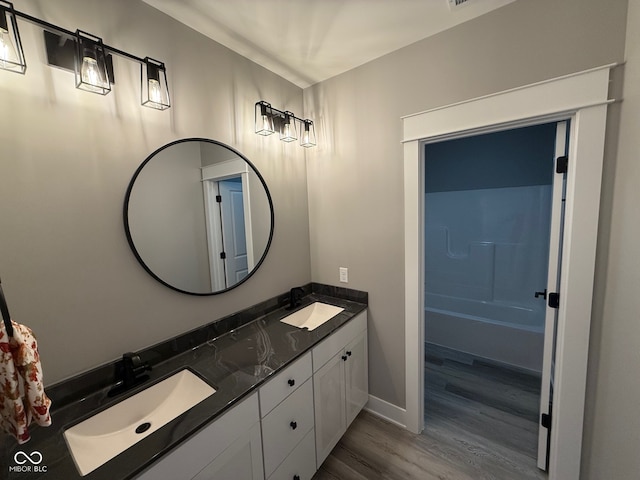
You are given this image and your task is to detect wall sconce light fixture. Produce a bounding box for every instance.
[255,100,315,147]
[0,1,26,74]
[300,119,316,148]
[75,30,110,95]
[141,57,170,110]
[280,111,297,142]
[255,101,276,136]
[0,1,170,110]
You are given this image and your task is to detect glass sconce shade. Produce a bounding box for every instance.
[280,111,297,142]
[74,30,110,95]
[300,120,316,147]
[255,101,275,136]
[141,57,170,110]
[0,1,26,74]
[254,100,316,147]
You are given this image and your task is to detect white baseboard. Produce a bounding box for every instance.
[364,394,406,429]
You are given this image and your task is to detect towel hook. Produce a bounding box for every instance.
[0,276,14,338]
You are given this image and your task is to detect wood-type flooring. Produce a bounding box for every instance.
[313,344,547,480]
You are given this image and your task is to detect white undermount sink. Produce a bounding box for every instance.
[280,302,345,330]
[64,369,216,476]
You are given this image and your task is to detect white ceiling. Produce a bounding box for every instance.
[142,0,516,88]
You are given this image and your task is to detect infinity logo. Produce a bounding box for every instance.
[13,451,43,465]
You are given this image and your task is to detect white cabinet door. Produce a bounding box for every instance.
[313,352,347,467]
[345,330,368,427]
[192,422,264,480]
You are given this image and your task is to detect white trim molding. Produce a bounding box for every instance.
[364,394,407,429]
[403,64,615,480]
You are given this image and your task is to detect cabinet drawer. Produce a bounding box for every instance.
[260,351,312,417]
[262,379,314,477]
[312,311,367,372]
[268,428,316,480]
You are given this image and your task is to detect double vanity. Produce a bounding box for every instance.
[2,284,367,480]
[0,139,367,479]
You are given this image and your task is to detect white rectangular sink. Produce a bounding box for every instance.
[64,369,216,476]
[280,302,345,331]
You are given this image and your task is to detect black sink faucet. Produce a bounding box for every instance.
[289,287,305,309]
[108,352,152,397]
[122,352,151,387]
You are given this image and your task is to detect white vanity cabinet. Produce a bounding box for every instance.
[259,351,316,480]
[134,309,367,480]
[312,311,368,467]
[135,392,264,480]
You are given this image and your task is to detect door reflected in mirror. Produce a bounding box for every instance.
[124,139,274,295]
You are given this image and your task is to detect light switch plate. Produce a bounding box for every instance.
[339,267,348,283]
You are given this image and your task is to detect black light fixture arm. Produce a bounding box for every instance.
[12,8,146,65]
[258,101,308,126]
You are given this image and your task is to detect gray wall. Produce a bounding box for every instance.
[128,141,211,293]
[0,0,311,384]
[581,0,640,477]
[305,0,632,477]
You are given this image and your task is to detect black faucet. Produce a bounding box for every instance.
[108,352,152,397]
[288,287,305,309]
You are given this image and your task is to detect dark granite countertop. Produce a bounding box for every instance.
[1,285,367,480]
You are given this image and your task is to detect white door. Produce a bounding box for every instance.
[537,120,568,470]
[219,178,249,285]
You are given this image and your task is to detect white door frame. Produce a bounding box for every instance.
[403,64,615,480]
[202,159,256,290]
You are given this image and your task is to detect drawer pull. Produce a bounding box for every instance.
[293,476,300,480]
[288,378,295,387]
[290,421,297,430]
[346,350,352,356]
[342,355,348,361]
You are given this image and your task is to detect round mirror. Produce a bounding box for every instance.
[124,138,274,295]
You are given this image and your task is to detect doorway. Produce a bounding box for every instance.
[423,121,567,473]
[402,65,613,480]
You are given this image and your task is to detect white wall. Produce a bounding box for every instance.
[305,0,637,476]
[0,0,311,384]
[581,0,640,477]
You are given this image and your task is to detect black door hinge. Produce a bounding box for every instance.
[541,412,551,429]
[216,195,222,203]
[220,252,226,259]
[548,292,559,309]
[556,156,568,174]
[541,403,552,429]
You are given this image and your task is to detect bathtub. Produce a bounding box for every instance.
[426,293,544,333]
[423,185,552,373]
[425,292,545,373]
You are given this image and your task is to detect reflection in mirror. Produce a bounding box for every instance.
[124,139,274,295]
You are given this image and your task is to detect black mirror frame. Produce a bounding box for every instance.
[123,138,275,296]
